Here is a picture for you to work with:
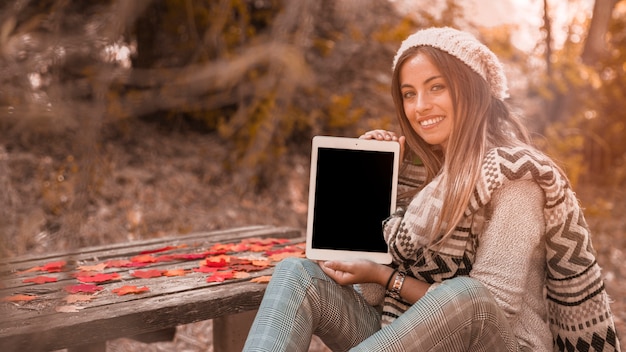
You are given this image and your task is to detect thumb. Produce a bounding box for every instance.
[398,136,406,162]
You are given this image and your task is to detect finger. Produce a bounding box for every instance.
[398,136,406,161]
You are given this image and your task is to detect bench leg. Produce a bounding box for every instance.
[212,310,257,352]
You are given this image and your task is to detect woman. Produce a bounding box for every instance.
[243,27,620,351]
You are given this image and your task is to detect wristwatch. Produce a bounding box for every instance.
[389,271,406,299]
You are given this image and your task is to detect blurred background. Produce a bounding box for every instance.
[0,0,624,349]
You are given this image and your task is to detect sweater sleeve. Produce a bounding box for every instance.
[469,179,545,320]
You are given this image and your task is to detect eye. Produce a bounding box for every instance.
[402,91,415,99]
[431,83,445,91]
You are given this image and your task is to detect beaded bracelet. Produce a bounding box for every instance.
[389,271,406,299]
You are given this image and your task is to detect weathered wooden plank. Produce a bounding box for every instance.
[2,279,270,351]
[0,226,303,352]
[0,225,300,272]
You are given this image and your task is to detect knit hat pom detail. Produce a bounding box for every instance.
[393,27,509,101]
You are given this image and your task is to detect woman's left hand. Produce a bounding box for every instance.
[319,259,392,286]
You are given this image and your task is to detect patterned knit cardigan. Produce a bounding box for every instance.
[382,146,620,351]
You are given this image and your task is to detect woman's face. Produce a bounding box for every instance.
[399,53,455,150]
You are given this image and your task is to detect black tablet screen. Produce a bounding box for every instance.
[311,148,393,253]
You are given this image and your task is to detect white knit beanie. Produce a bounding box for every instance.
[392,27,509,101]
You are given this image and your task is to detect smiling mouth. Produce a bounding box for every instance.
[420,116,445,127]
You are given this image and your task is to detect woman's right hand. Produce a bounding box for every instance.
[360,130,406,161]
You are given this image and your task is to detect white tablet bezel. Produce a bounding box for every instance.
[305,136,399,264]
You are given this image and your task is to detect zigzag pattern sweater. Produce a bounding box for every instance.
[382,146,620,351]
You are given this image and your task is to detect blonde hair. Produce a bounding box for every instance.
[391,46,531,248]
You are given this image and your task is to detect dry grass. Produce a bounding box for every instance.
[5,119,624,351]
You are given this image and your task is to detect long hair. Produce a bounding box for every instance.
[391,46,532,248]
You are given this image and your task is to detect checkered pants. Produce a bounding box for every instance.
[243,258,519,352]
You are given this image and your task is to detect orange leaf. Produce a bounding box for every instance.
[105,259,132,268]
[23,275,58,284]
[250,276,272,284]
[233,271,251,279]
[131,269,163,279]
[112,285,150,296]
[77,263,107,272]
[130,254,157,264]
[198,257,228,268]
[163,269,187,277]
[269,251,306,262]
[2,294,38,302]
[251,260,271,268]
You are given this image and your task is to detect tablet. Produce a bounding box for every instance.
[305,136,399,264]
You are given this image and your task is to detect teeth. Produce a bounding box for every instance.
[420,116,444,126]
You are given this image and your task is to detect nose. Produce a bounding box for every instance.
[415,93,433,114]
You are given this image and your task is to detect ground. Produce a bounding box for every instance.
[4,119,624,351]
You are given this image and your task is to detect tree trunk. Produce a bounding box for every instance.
[581,0,618,65]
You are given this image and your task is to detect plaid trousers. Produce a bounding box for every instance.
[243,257,519,352]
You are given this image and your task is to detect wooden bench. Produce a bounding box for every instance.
[0,225,303,352]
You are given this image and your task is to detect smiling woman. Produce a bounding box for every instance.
[242,26,621,352]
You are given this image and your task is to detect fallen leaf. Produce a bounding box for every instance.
[199,257,228,268]
[77,263,107,272]
[130,254,158,264]
[2,294,38,302]
[268,251,306,262]
[233,271,251,279]
[231,264,267,273]
[65,294,95,303]
[163,269,187,277]
[42,260,67,273]
[15,266,43,275]
[131,269,163,279]
[112,285,150,296]
[56,305,84,313]
[206,271,234,282]
[251,260,271,268]
[105,259,132,268]
[23,275,58,284]
[65,284,104,294]
[193,266,219,273]
[250,276,272,284]
[76,272,121,283]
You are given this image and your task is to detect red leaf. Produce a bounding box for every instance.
[112,285,150,296]
[193,266,219,273]
[65,284,103,294]
[42,260,67,273]
[131,269,163,279]
[76,272,120,283]
[23,276,58,284]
